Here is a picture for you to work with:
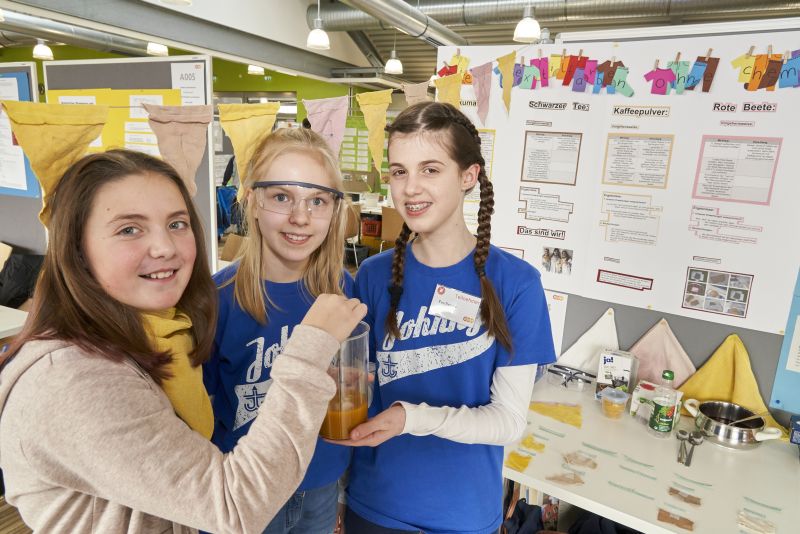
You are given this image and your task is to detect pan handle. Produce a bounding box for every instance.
[684,398,700,417]
[754,427,782,442]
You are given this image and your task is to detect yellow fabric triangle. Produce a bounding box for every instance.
[434,73,462,109]
[141,308,214,439]
[218,103,280,200]
[355,89,392,173]
[496,51,517,114]
[678,334,788,439]
[2,101,109,226]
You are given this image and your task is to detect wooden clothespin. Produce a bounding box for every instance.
[674,51,681,63]
[521,55,526,65]
[747,46,755,57]
[538,48,542,59]
[705,48,713,60]
[562,48,566,58]
[611,55,616,67]
[442,61,448,68]
[784,50,790,64]
[456,48,461,57]
[578,48,583,59]
[768,44,773,56]
[654,58,659,70]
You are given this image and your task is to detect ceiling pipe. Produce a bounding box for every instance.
[310,0,800,32]
[334,0,468,46]
[347,30,385,67]
[0,9,150,55]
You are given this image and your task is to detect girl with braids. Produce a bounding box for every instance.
[205,128,357,534]
[338,102,556,534]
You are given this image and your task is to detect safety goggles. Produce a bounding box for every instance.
[546,364,596,391]
[252,180,344,219]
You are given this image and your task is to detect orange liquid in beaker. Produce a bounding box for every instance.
[320,389,368,440]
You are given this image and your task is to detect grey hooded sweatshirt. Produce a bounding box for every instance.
[0,325,338,533]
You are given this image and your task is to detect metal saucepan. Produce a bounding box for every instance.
[684,399,782,450]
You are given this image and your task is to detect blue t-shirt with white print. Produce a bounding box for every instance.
[204,264,353,490]
[347,244,556,534]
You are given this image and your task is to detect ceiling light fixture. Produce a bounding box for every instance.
[384,31,403,75]
[513,2,541,43]
[146,42,169,56]
[33,39,54,61]
[306,0,330,50]
[247,64,265,76]
[538,27,553,44]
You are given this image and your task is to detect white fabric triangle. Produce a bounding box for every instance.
[557,308,619,373]
[628,318,696,387]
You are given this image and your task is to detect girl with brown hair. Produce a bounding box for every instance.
[205,128,355,534]
[339,103,557,533]
[0,149,366,533]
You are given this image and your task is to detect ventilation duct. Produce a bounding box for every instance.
[311,0,800,34]
[0,9,149,55]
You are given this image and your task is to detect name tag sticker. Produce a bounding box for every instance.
[429,284,481,328]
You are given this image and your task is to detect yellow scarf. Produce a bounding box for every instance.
[141,308,214,439]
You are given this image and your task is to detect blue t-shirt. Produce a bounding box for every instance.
[204,265,353,490]
[347,244,556,534]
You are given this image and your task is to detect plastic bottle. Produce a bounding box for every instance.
[647,370,676,438]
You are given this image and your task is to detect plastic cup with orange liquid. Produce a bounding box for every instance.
[320,321,370,440]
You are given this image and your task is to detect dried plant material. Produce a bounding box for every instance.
[657,508,694,531]
[546,471,584,485]
[505,451,532,472]
[669,487,701,506]
[530,401,582,428]
[737,510,776,534]
[520,434,546,452]
[563,451,598,469]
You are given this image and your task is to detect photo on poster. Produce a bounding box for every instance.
[682,267,753,318]
[542,247,573,275]
[520,131,582,186]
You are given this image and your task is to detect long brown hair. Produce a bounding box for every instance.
[384,102,512,352]
[1,150,217,384]
[228,127,347,323]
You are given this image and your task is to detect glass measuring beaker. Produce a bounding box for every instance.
[320,321,370,440]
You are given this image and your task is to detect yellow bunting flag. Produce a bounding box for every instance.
[218,103,280,200]
[434,73,462,109]
[355,89,392,173]
[496,51,517,114]
[2,101,109,226]
[144,104,212,197]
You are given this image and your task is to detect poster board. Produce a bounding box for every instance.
[770,269,800,414]
[42,55,217,267]
[437,32,800,335]
[0,64,39,199]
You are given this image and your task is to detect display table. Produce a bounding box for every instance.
[503,380,799,533]
[0,305,27,338]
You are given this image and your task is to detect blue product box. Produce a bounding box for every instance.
[790,415,800,445]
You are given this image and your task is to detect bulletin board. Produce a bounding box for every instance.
[40,55,217,266]
[0,64,39,199]
[437,31,800,336]
[769,269,800,414]
[0,63,43,253]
